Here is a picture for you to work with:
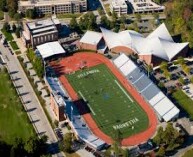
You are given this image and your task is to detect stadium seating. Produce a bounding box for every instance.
[113,54,180,122]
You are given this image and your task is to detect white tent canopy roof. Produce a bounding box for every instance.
[101,23,189,61]
[36,41,65,59]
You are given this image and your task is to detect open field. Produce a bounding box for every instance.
[0,70,34,144]
[66,64,149,139]
[172,90,193,119]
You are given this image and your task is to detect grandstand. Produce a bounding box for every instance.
[113,54,180,122]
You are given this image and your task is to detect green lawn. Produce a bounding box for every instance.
[0,70,35,144]
[1,29,13,41]
[172,90,193,119]
[57,13,82,18]
[10,41,19,50]
[182,149,193,157]
[66,64,149,138]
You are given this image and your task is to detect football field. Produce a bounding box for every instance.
[66,64,149,139]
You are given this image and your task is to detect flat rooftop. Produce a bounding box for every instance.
[27,19,55,30]
[128,0,165,11]
[111,0,127,8]
[19,0,86,6]
[79,31,103,45]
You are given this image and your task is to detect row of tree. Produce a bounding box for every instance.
[69,11,127,33]
[0,135,49,157]
[27,49,44,78]
[153,123,184,156]
[3,22,21,38]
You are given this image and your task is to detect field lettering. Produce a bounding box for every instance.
[113,117,139,130]
[77,69,100,78]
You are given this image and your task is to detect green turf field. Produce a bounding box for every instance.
[0,70,35,144]
[66,64,149,139]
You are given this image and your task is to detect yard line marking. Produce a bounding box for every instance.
[114,80,134,102]
[78,91,96,115]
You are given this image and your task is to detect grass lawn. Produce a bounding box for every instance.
[57,13,82,18]
[182,149,193,157]
[66,64,149,139]
[0,70,35,144]
[172,90,193,119]
[10,41,19,50]
[1,29,13,41]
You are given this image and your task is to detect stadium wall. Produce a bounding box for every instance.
[50,94,65,121]
[77,42,98,52]
[111,46,134,55]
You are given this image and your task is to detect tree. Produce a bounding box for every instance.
[100,15,111,29]
[153,126,164,145]
[120,15,126,24]
[25,136,38,154]
[97,7,104,15]
[69,17,78,30]
[153,123,184,153]
[156,146,165,157]
[14,13,22,23]
[63,133,72,153]
[7,0,18,17]
[25,136,47,156]
[112,11,118,22]
[154,13,160,20]
[160,61,168,71]
[178,76,185,85]
[135,13,141,22]
[12,23,16,32]
[78,12,97,31]
[3,22,10,32]
[120,23,125,31]
[176,57,185,65]
[15,27,20,38]
[0,0,7,12]
[26,9,36,19]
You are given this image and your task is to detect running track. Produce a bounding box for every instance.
[51,52,157,146]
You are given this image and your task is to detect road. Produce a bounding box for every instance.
[0,42,63,156]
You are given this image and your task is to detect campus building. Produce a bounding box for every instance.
[110,0,128,15]
[22,18,61,48]
[77,31,107,53]
[18,0,87,15]
[78,23,189,66]
[127,0,165,13]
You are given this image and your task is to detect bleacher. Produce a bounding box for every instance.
[113,54,180,122]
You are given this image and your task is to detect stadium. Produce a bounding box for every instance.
[48,52,158,147]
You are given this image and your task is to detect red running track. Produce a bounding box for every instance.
[51,52,157,146]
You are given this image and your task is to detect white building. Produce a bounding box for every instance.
[18,0,87,15]
[128,0,165,13]
[110,0,128,16]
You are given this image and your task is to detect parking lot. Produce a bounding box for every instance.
[154,60,193,95]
